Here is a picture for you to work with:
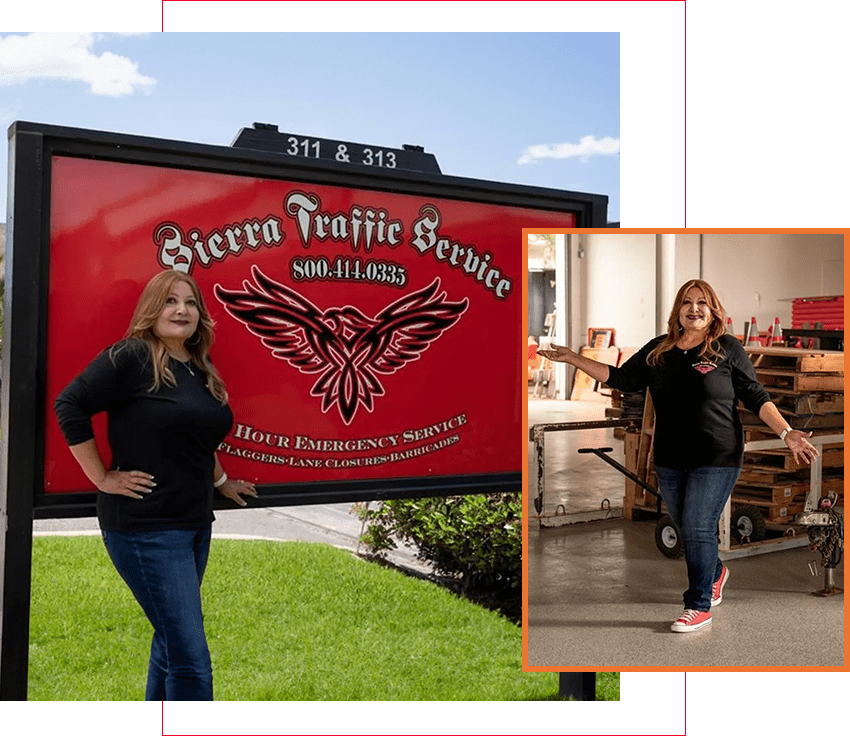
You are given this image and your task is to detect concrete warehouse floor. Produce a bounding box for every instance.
[526,397,845,668]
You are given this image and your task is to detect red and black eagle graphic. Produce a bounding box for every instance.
[214,265,469,424]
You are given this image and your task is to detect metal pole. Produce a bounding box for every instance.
[559,672,596,700]
[533,427,545,515]
[554,233,568,400]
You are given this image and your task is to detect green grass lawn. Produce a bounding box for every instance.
[29,536,619,701]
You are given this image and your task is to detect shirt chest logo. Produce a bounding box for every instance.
[692,360,718,374]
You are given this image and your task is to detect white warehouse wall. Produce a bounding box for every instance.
[570,233,843,352]
[673,233,700,285]
[700,233,843,334]
[580,233,656,347]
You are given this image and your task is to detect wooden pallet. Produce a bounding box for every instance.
[622,393,657,519]
[734,482,801,505]
[740,410,844,429]
[768,390,844,414]
[738,464,837,483]
[737,468,845,487]
[731,497,804,522]
[738,467,798,485]
[746,347,845,373]
[740,345,844,525]
[743,444,843,472]
[755,369,844,393]
[736,476,843,494]
[733,477,843,521]
[744,425,844,442]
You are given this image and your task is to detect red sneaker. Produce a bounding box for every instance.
[671,609,712,633]
[711,566,730,607]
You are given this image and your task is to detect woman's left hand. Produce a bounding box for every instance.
[784,430,819,466]
[218,478,258,507]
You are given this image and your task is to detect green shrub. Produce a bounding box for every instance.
[356,493,522,621]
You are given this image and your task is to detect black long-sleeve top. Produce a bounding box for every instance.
[605,334,771,469]
[54,339,234,531]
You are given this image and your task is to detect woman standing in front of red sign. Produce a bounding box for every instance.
[540,279,819,633]
[54,270,257,701]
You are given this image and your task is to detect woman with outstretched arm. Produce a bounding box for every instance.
[539,279,819,633]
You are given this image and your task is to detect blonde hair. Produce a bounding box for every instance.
[111,270,228,404]
[647,279,728,366]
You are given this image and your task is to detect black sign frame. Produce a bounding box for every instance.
[1,120,607,699]
[6,120,607,520]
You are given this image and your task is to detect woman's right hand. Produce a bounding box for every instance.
[98,470,156,500]
[537,344,578,364]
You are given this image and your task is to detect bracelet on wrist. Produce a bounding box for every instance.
[213,472,228,488]
[779,427,793,441]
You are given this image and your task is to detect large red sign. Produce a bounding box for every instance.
[45,156,576,493]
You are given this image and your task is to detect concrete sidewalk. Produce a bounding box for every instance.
[33,502,433,576]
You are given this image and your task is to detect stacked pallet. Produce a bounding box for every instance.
[607,389,647,438]
[605,348,641,438]
[622,392,657,520]
[736,347,844,522]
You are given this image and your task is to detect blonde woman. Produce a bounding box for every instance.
[540,279,819,633]
[54,270,257,700]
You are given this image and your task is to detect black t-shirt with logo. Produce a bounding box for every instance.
[605,334,770,469]
[54,339,234,531]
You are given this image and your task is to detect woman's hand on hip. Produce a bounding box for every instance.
[785,430,819,466]
[218,478,258,507]
[537,344,576,364]
[98,470,156,500]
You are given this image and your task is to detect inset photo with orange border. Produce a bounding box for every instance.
[523,229,845,671]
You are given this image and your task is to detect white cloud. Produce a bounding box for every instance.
[518,135,620,165]
[0,33,155,96]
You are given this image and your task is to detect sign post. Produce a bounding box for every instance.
[1,120,607,699]
[1,129,45,700]
[559,672,597,701]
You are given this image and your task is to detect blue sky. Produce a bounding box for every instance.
[0,32,619,222]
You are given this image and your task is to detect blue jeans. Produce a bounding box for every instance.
[654,466,741,612]
[102,525,213,701]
